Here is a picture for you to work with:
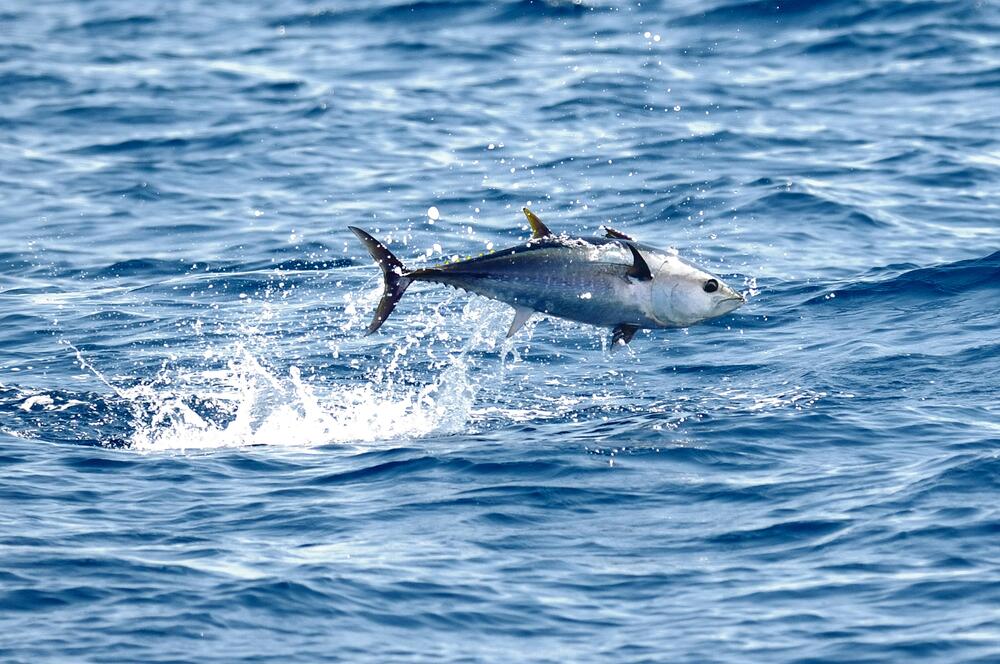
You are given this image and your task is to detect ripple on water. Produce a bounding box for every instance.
[0,0,998,661]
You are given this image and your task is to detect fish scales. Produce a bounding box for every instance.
[413,242,647,327]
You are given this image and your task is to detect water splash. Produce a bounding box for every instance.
[63,297,522,453]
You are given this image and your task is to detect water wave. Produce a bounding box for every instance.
[1,0,998,660]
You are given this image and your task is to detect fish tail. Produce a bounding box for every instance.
[349,227,413,335]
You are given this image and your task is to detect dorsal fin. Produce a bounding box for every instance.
[625,243,653,281]
[522,208,553,239]
[602,226,633,241]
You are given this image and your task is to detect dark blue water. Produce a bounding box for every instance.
[1,0,998,661]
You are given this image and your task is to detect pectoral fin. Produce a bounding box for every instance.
[602,226,633,241]
[506,305,534,338]
[522,208,554,239]
[625,244,653,281]
[611,324,639,346]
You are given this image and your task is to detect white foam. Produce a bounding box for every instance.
[20,395,54,411]
[66,296,524,454]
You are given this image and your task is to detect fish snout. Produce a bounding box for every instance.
[715,283,746,315]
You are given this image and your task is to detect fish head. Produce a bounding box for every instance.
[649,255,745,327]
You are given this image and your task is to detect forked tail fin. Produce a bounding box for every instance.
[349,227,412,335]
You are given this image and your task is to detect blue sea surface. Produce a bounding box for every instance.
[1,0,998,661]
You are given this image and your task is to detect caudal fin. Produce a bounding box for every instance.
[349,227,412,335]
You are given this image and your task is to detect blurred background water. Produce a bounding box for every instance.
[0,0,998,661]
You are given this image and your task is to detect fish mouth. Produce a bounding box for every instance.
[726,287,748,304]
[714,292,745,316]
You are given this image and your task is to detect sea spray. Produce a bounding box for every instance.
[64,296,527,452]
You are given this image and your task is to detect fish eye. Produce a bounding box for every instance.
[703,279,719,293]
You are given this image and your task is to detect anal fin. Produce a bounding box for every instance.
[507,306,534,338]
[611,324,639,347]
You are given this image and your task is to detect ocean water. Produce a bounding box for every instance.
[1,0,998,661]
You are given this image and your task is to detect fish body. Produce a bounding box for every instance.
[413,238,678,328]
[350,208,744,346]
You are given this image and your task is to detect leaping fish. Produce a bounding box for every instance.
[350,208,744,346]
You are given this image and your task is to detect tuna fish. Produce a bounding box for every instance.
[350,208,744,346]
